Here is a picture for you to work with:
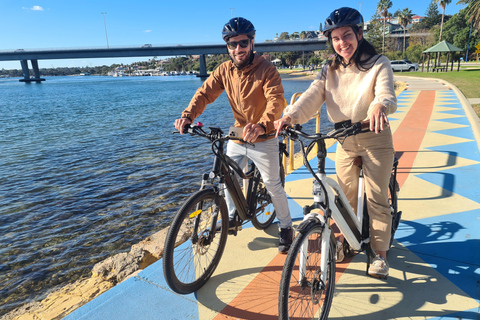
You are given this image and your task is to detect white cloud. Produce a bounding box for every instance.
[23,6,44,11]
[144,30,152,33]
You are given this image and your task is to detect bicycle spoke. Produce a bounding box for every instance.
[163,189,228,294]
[280,226,335,320]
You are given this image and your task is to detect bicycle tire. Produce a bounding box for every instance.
[163,189,228,294]
[279,224,336,320]
[251,164,285,230]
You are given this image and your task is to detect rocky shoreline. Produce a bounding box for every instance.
[1,228,169,320]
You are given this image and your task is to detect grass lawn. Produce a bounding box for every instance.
[395,68,480,117]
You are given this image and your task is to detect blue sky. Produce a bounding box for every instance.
[0,0,466,70]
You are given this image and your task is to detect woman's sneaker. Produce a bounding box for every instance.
[336,240,345,263]
[368,254,389,279]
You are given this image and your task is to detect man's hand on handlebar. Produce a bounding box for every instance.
[274,115,292,138]
[243,123,265,143]
[174,117,192,134]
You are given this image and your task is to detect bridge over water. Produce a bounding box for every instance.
[0,39,328,82]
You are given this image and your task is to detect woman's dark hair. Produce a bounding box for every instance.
[327,25,380,72]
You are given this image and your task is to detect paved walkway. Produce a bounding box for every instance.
[65,76,480,319]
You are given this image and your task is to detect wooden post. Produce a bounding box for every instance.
[422,53,425,72]
[445,52,449,73]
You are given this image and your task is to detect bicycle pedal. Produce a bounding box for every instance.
[227,225,242,235]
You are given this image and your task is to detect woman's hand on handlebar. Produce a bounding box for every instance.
[174,117,192,134]
[274,115,292,138]
[368,104,389,134]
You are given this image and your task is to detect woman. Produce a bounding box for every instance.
[274,7,397,278]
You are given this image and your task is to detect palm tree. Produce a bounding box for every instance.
[377,0,393,54]
[457,0,480,31]
[436,0,453,41]
[398,8,413,54]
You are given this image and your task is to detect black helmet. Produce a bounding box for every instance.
[324,7,363,37]
[222,17,256,41]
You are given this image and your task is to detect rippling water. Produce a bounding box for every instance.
[0,74,325,315]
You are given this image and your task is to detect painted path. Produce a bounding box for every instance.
[65,76,480,320]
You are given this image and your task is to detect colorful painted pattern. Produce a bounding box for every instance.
[65,79,480,320]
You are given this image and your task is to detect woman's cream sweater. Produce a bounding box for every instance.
[285,55,397,124]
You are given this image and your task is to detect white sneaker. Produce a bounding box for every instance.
[368,254,389,279]
[336,240,344,263]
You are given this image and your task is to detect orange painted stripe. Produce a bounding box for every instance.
[214,90,435,319]
[213,230,350,320]
[393,90,436,189]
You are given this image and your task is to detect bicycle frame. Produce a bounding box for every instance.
[198,133,261,223]
[295,127,369,286]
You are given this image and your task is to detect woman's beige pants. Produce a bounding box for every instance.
[335,127,395,252]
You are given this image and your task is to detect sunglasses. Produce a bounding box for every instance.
[226,39,250,50]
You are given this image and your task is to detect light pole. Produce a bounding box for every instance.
[101,12,109,48]
[358,2,363,13]
[229,8,234,18]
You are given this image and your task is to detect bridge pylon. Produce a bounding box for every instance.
[19,59,45,83]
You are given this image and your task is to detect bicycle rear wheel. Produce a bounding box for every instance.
[163,189,228,294]
[251,164,285,230]
[279,224,336,320]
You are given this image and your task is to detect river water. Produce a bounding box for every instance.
[0,74,329,315]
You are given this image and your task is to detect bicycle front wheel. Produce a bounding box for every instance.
[163,189,228,294]
[251,165,284,230]
[279,224,336,320]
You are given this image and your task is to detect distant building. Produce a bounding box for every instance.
[411,15,424,24]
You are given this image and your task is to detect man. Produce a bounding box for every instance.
[174,17,293,253]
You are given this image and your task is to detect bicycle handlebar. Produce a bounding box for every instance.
[174,123,248,144]
[279,121,369,142]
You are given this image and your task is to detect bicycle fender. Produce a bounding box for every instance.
[296,218,323,233]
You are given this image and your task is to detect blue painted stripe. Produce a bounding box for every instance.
[415,163,480,200]
[433,126,477,140]
[64,276,199,320]
[427,141,480,162]
[395,209,480,302]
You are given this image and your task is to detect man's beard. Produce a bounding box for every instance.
[230,50,253,69]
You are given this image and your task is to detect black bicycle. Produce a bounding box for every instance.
[163,123,287,294]
[277,121,402,320]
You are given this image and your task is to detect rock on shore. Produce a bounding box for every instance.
[2,228,169,320]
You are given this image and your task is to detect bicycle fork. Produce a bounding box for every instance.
[297,172,333,289]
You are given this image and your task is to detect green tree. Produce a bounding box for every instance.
[290,32,300,40]
[365,12,385,53]
[283,51,301,66]
[207,60,220,71]
[377,0,393,54]
[398,8,413,54]
[441,8,480,59]
[405,44,426,63]
[436,0,453,41]
[457,0,480,32]
[423,0,442,28]
[300,31,307,39]
[279,32,290,40]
